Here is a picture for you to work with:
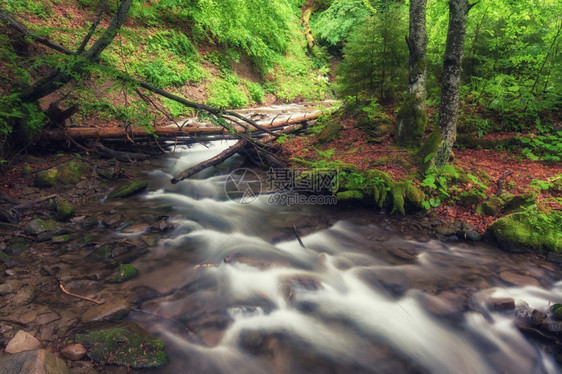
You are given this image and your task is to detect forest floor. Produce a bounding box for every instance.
[280,110,562,235]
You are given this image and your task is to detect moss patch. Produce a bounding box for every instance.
[336,190,364,200]
[317,120,342,144]
[551,304,562,321]
[56,200,75,221]
[107,181,149,199]
[34,160,90,187]
[76,324,167,369]
[417,127,443,173]
[109,264,139,283]
[487,212,562,253]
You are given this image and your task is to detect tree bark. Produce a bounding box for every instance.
[432,0,470,167]
[395,0,428,148]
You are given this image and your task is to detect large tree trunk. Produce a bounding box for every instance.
[395,0,427,148]
[21,0,133,103]
[431,0,470,167]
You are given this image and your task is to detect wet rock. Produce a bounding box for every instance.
[154,217,173,232]
[499,271,540,287]
[106,264,139,283]
[97,168,116,180]
[92,244,114,259]
[13,285,38,305]
[0,349,69,374]
[36,312,60,326]
[102,214,122,228]
[531,309,547,326]
[55,200,74,221]
[76,323,167,368]
[434,224,456,236]
[26,219,61,236]
[464,230,481,242]
[486,297,515,312]
[0,251,13,264]
[122,224,150,235]
[420,291,466,318]
[5,330,41,353]
[141,234,160,246]
[0,280,18,295]
[107,181,148,199]
[34,169,58,187]
[238,329,265,353]
[51,235,71,243]
[61,343,87,361]
[7,238,32,254]
[550,304,562,321]
[81,298,131,323]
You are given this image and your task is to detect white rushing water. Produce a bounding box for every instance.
[127,141,561,374]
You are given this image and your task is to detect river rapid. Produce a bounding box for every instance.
[115,140,562,374]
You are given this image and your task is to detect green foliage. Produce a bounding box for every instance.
[2,0,53,19]
[147,30,198,60]
[161,97,195,118]
[519,127,562,162]
[335,4,408,100]
[245,81,265,104]
[310,0,370,48]
[207,77,249,109]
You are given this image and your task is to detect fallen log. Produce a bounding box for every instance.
[42,111,323,141]
[170,123,306,184]
[171,140,247,183]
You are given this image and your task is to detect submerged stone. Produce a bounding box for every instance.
[551,304,562,321]
[81,298,131,323]
[5,330,41,354]
[7,238,32,254]
[107,181,149,199]
[55,200,74,221]
[25,219,61,236]
[107,264,139,283]
[76,323,167,368]
[0,349,69,374]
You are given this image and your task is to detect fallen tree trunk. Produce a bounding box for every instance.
[171,140,248,184]
[170,123,306,183]
[43,111,322,141]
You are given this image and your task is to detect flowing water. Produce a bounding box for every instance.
[118,141,561,374]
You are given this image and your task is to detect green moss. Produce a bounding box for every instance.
[56,200,75,221]
[551,304,562,321]
[7,238,32,254]
[112,264,139,283]
[107,181,149,199]
[503,194,533,213]
[76,325,167,369]
[34,168,58,187]
[417,127,443,173]
[336,190,364,200]
[405,184,425,209]
[57,160,89,184]
[487,213,562,253]
[25,218,61,235]
[476,199,501,216]
[395,94,426,148]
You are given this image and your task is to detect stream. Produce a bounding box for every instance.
[109,140,562,373]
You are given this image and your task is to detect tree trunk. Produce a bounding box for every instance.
[431,0,470,167]
[21,0,133,103]
[395,0,427,148]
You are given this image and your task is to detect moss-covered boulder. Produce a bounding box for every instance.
[25,218,62,235]
[486,213,562,253]
[503,194,533,213]
[76,323,167,369]
[55,200,75,221]
[336,190,364,200]
[476,199,501,216]
[107,181,149,199]
[6,238,32,254]
[33,160,90,187]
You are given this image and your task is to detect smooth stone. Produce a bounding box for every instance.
[36,312,60,326]
[464,230,481,241]
[5,330,41,353]
[499,271,540,287]
[81,298,131,323]
[25,219,60,236]
[61,343,87,361]
[13,285,38,305]
[0,349,69,374]
[486,297,515,312]
[122,224,150,235]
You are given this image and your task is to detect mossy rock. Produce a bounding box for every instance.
[34,169,58,187]
[0,252,12,263]
[92,244,114,259]
[476,200,501,216]
[336,190,364,200]
[52,234,71,243]
[456,134,520,149]
[417,127,443,173]
[551,304,562,321]
[33,160,90,187]
[56,200,75,221]
[108,264,139,283]
[107,181,149,199]
[25,218,62,235]
[486,213,562,253]
[7,238,32,254]
[503,194,533,213]
[76,323,167,369]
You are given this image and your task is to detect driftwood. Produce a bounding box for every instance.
[41,265,103,305]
